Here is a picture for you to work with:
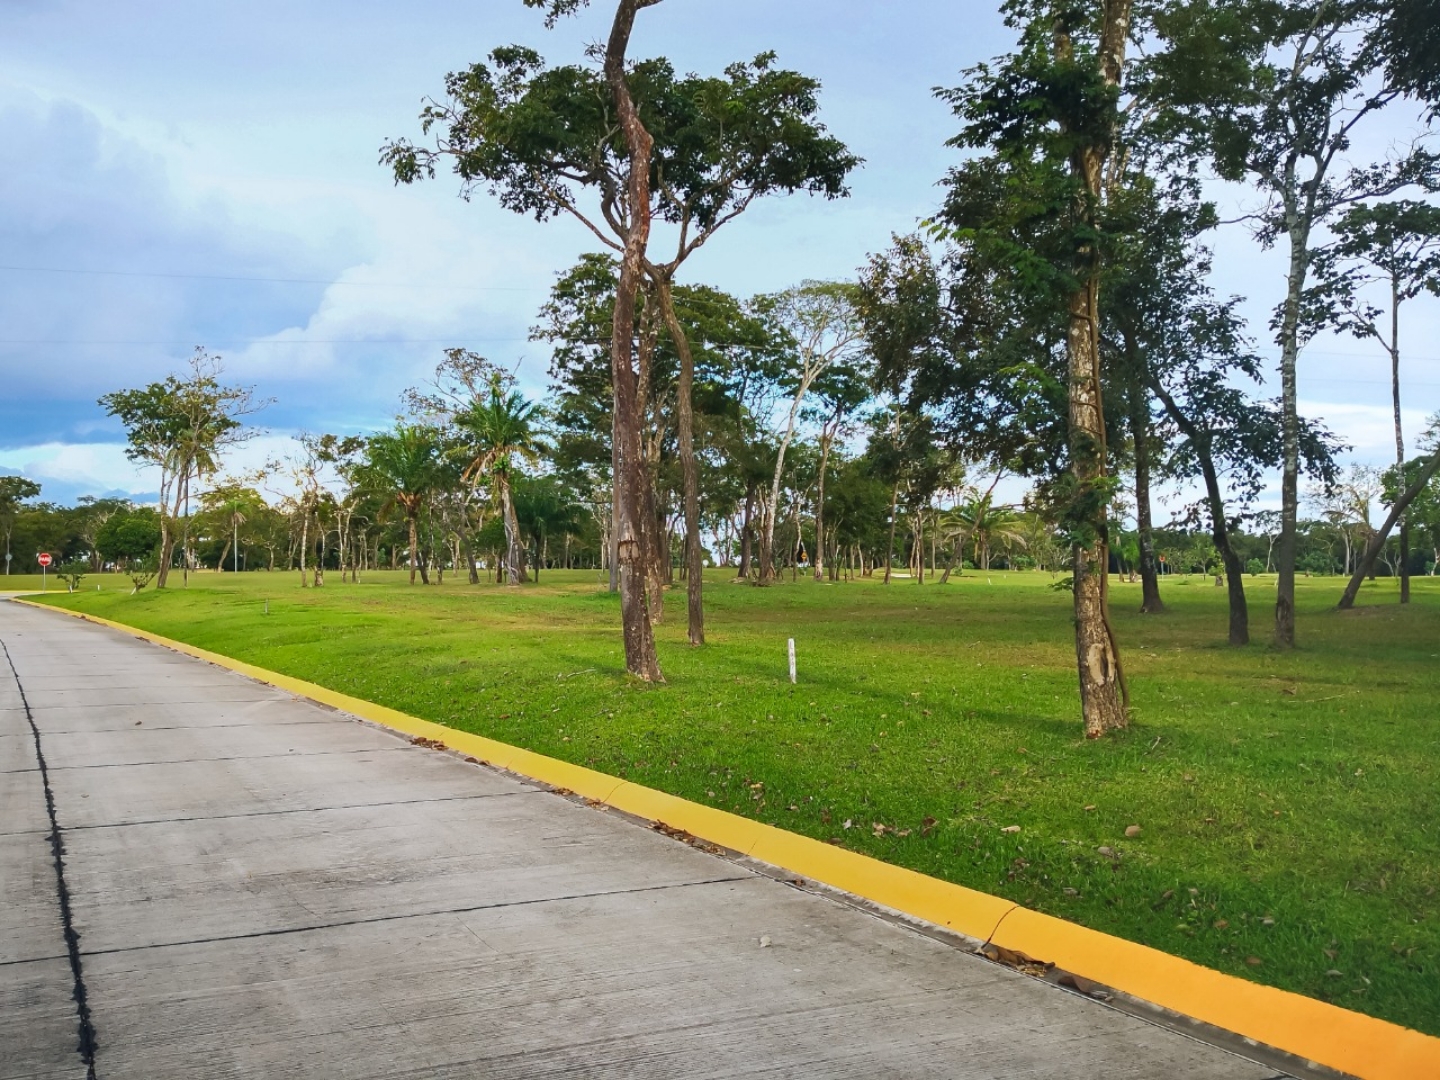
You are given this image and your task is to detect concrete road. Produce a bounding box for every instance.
[1,601,1291,1080]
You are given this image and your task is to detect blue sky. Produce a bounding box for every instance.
[1,0,1435,511]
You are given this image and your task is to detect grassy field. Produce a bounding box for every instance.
[22,566,1440,1035]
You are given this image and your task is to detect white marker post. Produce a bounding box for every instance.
[788,638,797,684]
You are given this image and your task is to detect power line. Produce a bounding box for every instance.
[0,263,548,291]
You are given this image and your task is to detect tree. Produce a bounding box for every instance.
[1146,0,1438,646]
[756,282,867,585]
[363,424,445,585]
[935,0,1138,736]
[947,493,1028,572]
[1339,414,1440,607]
[95,506,161,567]
[455,374,544,586]
[807,359,873,581]
[1107,180,1341,644]
[1314,199,1440,602]
[385,0,854,655]
[385,0,669,677]
[98,349,263,588]
[0,475,41,576]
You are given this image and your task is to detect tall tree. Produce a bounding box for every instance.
[1339,414,1440,607]
[756,282,867,585]
[1313,199,1440,602]
[98,349,263,588]
[806,359,874,581]
[1146,0,1438,646]
[456,374,544,586]
[384,0,670,676]
[938,0,1137,736]
[363,424,444,586]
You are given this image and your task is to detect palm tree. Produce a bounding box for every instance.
[456,377,543,586]
[363,425,443,584]
[945,494,1027,571]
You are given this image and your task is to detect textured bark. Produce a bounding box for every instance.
[1068,280,1128,735]
[1274,198,1314,647]
[501,480,526,586]
[883,483,899,585]
[298,509,310,588]
[1389,284,1411,604]
[653,278,704,644]
[737,484,755,579]
[1339,449,1440,609]
[604,0,663,681]
[635,293,666,623]
[407,514,418,585]
[1058,4,1130,737]
[813,419,838,582]
[1129,387,1164,614]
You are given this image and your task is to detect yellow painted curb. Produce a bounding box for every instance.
[16,598,1439,1080]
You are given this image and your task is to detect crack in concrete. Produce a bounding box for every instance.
[62,789,536,831]
[78,874,754,958]
[1,636,99,1080]
[41,744,411,771]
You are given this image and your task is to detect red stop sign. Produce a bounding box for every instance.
[37,552,52,568]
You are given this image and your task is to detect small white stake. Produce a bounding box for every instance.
[788,638,797,684]
[264,599,269,615]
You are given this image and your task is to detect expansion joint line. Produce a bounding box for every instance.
[1,637,99,1079]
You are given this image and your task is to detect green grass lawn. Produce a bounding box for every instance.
[25,566,1440,1035]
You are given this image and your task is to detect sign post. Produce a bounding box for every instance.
[37,551,52,592]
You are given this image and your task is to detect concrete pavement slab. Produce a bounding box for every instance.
[0,959,88,1080]
[38,715,407,770]
[26,698,337,734]
[0,744,51,837]
[0,832,67,964]
[20,684,279,710]
[47,744,525,829]
[63,791,744,953]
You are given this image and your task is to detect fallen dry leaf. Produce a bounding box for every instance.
[1245,956,1263,966]
[1001,824,1021,834]
[981,942,1054,975]
[920,815,938,837]
[1124,824,1142,838]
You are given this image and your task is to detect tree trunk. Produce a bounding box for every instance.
[407,515,418,585]
[738,485,755,579]
[157,508,175,588]
[883,483,899,585]
[298,509,310,588]
[814,421,836,582]
[217,538,232,575]
[1058,10,1130,737]
[1389,286,1410,604]
[1151,381,1245,642]
[1129,383,1164,613]
[1339,449,1440,609]
[762,381,812,585]
[501,479,526,586]
[1274,203,1313,647]
[604,0,662,681]
[653,277,704,644]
